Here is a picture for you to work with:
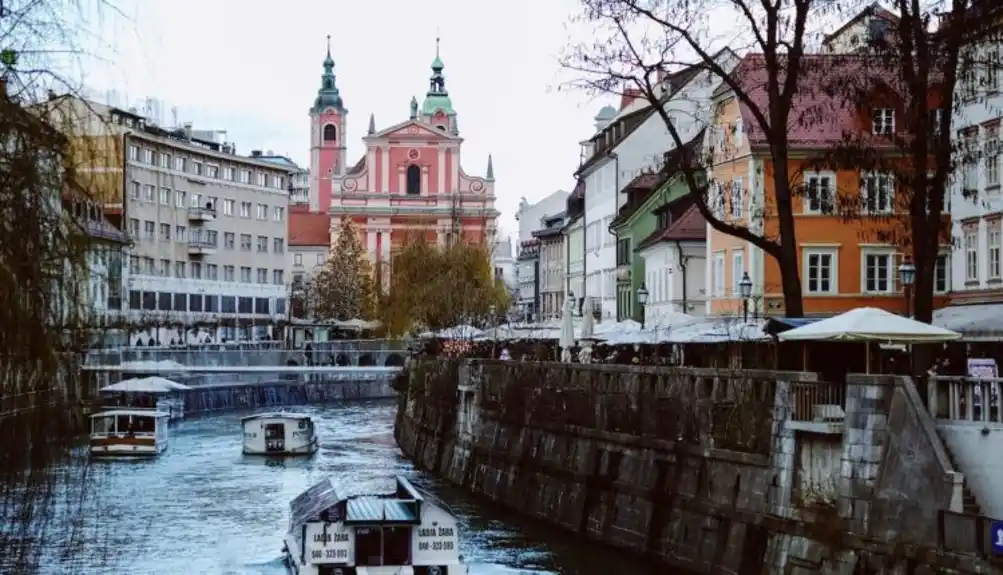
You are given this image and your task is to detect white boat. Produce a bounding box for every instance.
[89,408,170,457]
[242,412,318,456]
[99,376,190,420]
[283,476,468,575]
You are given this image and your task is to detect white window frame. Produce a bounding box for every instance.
[731,177,743,218]
[712,251,725,297]
[872,108,894,135]
[965,228,979,282]
[223,199,234,216]
[989,223,1001,280]
[860,172,894,214]
[935,252,950,294]
[803,247,838,294]
[987,127,1000,189]
[803,171,835,215]
[860,249,895,294]
[733,119,743,147]
[732,250,745,295]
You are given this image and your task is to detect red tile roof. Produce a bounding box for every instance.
[724,53,915,150]
[637,204,706,250]
[289,211,330,247]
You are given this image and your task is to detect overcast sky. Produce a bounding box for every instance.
[67,0,613,238]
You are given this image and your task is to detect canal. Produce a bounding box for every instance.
[45,400,662,574]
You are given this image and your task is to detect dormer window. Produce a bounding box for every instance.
[867,18,890,45]
[872,108,894,135]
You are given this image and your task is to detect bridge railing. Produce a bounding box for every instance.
[84,341,411,367]
[937,509,1003,559]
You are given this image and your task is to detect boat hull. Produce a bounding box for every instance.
[89,437,167,457]
[244,436,318,456]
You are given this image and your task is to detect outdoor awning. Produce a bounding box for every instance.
[933,304,1003,341]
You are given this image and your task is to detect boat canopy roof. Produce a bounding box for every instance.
[100,376,191,394]
[289,476,424,531]
[242,412,312,423]
[90,409,170,419]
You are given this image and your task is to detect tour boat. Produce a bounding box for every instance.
[283,475,468,575]
[89,408,171,457]
[99,376,190,421]
[241,412,319,456]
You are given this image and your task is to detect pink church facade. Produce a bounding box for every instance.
[296,37,499,280]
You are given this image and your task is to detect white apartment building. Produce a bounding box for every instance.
[534,212,567,319]
[636,205,708,318]
[42,96,296,343]
[491,234,517,299]
[256,151,310,204]
[937,21,1003,335]
[576,49,737,320]
[515,190,569,318]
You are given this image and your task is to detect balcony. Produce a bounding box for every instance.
[187,238,217,256]
[187,206,216,223]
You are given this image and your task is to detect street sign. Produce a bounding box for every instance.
[991,520,1003,555]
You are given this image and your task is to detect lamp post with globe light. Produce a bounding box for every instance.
[898,258,916,318]
[739,272,753,323]
[637,283,649,329]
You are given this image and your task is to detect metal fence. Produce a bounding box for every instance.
[937,509,1003,559]
[788,380,846,422]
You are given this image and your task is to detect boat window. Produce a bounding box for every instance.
[354,527,383,566]
[92,416,115,434]
[298,419,308,429]
[265,423,284,439]
[116,415,133,434]
[134,416,155,433]
[382,526,411,566]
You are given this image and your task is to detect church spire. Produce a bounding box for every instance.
[486,154,494,181]
[368,113,376,135]
[312,34,344,113]
[421,36,455,118]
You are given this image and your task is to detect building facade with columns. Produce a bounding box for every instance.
[298,37,499,279]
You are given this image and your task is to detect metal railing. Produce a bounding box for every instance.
[788,381,846,422]
[187,238,217,250]
[937,509,1002,558]
[929,376,1003,423]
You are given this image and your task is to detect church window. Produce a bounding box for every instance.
[406,165,421,195]
[323,124,337,142]
[436,125,446,131]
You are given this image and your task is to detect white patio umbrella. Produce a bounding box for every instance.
[101,376,191,393]
[777,307,961,373]
[559,296,576,361]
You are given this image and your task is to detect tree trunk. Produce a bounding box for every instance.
[771,154,805,318]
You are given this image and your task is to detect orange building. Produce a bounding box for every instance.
[706,54,951,317]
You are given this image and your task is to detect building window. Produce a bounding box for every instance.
[317,253,324,265]
[128,218,139,237]
[962,129,979,195]
[240,202,251,218]
[224,232,235,249]
[223,166,234,181]
[158,223,170,241]
[872,108,894,135]
[191,262,202,279]
[803,172,834,214]
[989,222,1001,280]
[804,248,837,294]
[273,207,285,221]
[240,266,251,283]
[294,253,303,267]
[256,204,267,220]
[224,265,235,281]
[862,251,893,293]
[730,177,743,218]
[273,238,284,253]
[143,184,155,202]
[965,227,979,282]
[240,234,252,251]
[223,199,234,216]
[129,181,140,199]
[159,153,170,168]
[406,165,421,195]
[861,172,894,213]
[257,235,268,252]
[128,145,138,161]
[712,251,725,297]
[615,238,631,266]
[175,261,186,278]
[273,269,284,285]
[256,268,268,284]
[143,220,155,239]
[174,156,186,172]
[205,165,218,178]
[255,173,266,187]
[175,225,186,242]
[159,187,171,205]
[207,264,218,281]
[323,124,337,142]
[987,125,1000,189]
[158,259,170,277]
[732,250,744,295]
[935,254,950,293]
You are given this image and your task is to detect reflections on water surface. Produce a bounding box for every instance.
[45,400,663,575]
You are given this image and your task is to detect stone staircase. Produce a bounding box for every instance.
[936,430,982,515]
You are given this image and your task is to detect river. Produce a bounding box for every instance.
[44,400,662,575]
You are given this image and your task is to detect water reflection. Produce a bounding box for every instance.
[44,400,662,574]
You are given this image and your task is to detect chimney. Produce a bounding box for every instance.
[182,121,193,140]
[620,88,642,111]
[251,150,262,158]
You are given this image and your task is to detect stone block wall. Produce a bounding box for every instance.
[181,379,395,416]
[396,359,820,574]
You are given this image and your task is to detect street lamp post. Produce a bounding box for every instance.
[898,258,916,317]
[489,304,497,357]
[739,272,753,323]
[636,283,649,330]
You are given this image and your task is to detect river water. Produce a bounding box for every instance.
[45,400,661,575]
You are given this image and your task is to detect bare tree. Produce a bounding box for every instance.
[562,0,865,317]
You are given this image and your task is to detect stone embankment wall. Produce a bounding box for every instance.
[395,360,992,575]
[181,378,396,416]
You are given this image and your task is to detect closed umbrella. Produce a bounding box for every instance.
[559,296,575,362]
